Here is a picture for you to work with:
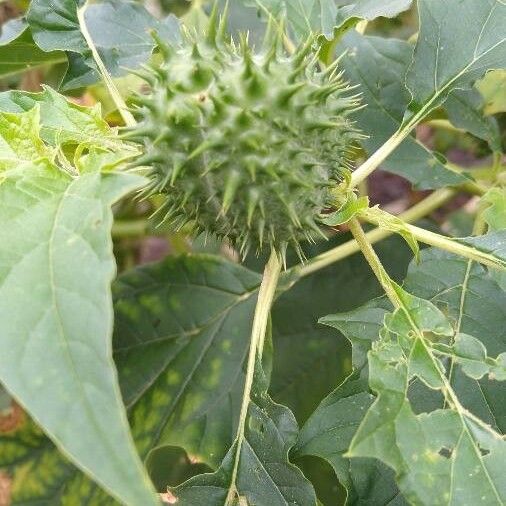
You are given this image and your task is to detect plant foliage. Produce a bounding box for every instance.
[0,0,504,505]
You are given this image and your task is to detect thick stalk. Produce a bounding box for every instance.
[286,187,456,281]
[77,2,136,127]
[227,250,281,502]
[349,127,408,188]
[363,212,506,271]
[348,218,403,308]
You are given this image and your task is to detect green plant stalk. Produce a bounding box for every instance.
[227,250,281,502]
[77,1,136,127]
[286,187,456,282]
[363,212,506,271]
[349,126,407,187]
[349,89,479,187]
[348,218,403,307]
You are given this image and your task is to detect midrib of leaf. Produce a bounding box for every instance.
[46,176,127,479]
[445,259,474,398]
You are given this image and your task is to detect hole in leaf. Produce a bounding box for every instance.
[479,447,490,457]
[438,447,453,459]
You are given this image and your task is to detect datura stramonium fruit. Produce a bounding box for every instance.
[127,9,362,259]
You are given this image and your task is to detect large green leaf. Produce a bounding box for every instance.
[26,0,180,90]
[242,0,413,39]
[345,281,506,505]
[301,247,506,504]
[0,158,157,504]
[338,32,465,189]
[405,0,506,123]
[0,18,66,79]
[114,255,261,468]
[0,98,157,504]
[172,358,317,505]
[1,254,263,503]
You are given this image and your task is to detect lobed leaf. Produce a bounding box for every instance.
[241,0,413,40]
[0,86,125,150]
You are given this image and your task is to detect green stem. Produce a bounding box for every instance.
[363,211,506,271]
[227,250,281,502]
[348,218,403,307]
[349,126,408,188]
[285,187,456,283]
[77,1,136,127]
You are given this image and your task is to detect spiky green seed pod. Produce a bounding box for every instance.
[126,9,362,259]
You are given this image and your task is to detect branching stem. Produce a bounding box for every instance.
[363,212,506,271]
[285,187,456,283]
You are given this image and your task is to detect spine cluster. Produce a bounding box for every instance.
[126,7,362,259]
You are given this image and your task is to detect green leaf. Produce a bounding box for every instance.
[0,158,157,504]
[0,106,53,166]
[319,297,392,369]
[242,0,413,40]
[483,188,506,232]
[0,255,265,503]
[348,285,506,506]
[0,104,157,504]
[294,373,405,505]
[477,70,506,115]
[404,248,506,432]
[26,0,180,90]
[0,86,125,150]
[405,0,506,123]
[0,18,66,79]
[113,255,261,469]
[338,32,466,189]
[313,247,506,504]
[172,358,317,506]
[320,195,369,227]
[445,89,502,152]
